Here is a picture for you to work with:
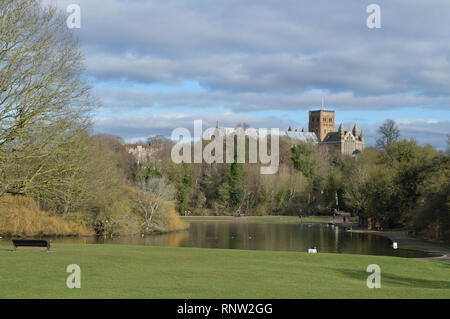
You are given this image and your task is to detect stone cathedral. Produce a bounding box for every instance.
[126,108,365,162]
[308,109,364,156]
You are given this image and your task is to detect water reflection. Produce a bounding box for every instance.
[49,222,433,258]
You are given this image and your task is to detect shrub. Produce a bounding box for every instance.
[0,195,92,237]
[124,185,188,234]
[94,199,142,236]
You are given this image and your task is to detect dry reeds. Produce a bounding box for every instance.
[0,195,92,237]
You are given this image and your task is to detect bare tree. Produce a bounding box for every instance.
[134,177,175,233]
[0,0,92,197]
[147,135,171,146]
[376,119,400,150]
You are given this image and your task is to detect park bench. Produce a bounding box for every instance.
[12,239,50,252]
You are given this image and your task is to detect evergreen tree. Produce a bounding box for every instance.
[177,165,193,214]
[229,162,244,207]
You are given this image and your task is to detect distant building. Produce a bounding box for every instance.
[211,108,364,156]
[308,109,336,142]
[125,144,159,163]
[308,109,364,156]
[208,125,319,143]
[279,130,318,143]
[133,107,363,161]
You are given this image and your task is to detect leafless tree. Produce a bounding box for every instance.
[0,0,92,197]
[376,119,400,150]
[134,177,175,233]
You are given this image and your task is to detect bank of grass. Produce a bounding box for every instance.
[181,215,328,224]
[0,242,449,299]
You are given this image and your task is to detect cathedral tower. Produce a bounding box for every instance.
[308,109,335,141]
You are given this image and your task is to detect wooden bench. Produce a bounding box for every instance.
[12,239,50,252]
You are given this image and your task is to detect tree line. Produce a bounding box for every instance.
[135,120,449,242]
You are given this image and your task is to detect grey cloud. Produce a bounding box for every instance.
[44,0,450,148]
[95,87,450,112]
[48,0,450,100]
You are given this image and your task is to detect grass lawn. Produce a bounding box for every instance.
[0,242,449,299]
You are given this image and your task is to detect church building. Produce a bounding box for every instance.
[308,109,364,156]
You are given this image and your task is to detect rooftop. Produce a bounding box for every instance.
[309,109,335,113]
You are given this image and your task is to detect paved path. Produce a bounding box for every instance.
[325,216,450,262]
[366,231,450,262]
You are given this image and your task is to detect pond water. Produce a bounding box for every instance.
[50,221,433,258]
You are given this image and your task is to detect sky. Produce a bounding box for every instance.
[49,0,449,149]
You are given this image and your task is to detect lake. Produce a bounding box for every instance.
[51,220,433,258]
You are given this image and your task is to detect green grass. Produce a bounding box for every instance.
[0,242,449,299]
[181,215,329,224]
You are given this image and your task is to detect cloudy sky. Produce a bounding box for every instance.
[50,0,449,149]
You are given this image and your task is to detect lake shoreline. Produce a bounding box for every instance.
[349,229,450,262]
[180,215,329,224]
[3,215,446,260]
[181,215,450,262]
